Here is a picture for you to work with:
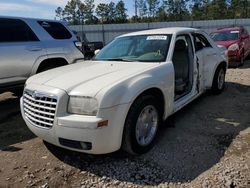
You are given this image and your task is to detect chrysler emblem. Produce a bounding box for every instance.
[32,91,45,99]
[32,91,38,98]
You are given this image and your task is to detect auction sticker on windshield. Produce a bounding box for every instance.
[230,31,240,33]
[147,36,168,40]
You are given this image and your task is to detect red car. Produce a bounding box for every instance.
[210,27,250,67]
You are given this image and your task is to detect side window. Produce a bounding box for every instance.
[193,34,212,51]
[38,21,72,39]
[0,18,39,42]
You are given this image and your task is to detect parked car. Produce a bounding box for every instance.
[73,31,104,60]
[21,27,227,155]
[210,26,250,67]
[0,16,84,95]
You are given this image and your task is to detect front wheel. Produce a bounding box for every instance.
[211,66,226,94]
[122,95,162,155]
[240,51,245,66]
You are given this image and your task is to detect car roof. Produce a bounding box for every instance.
[212,26,243,33]
[0,15,64,24]
[120,27,199,37]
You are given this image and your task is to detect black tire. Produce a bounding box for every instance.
[211,65,226,94]
[240,51,244,66]
[122,95,162,155]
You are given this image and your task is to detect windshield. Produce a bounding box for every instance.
[210,31,239,41]
[95,35,172,62]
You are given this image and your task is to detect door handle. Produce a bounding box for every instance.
[207,53,217,56]
[27,46,42,51]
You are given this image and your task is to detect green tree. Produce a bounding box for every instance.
[191,0,203,20]
[63,0,85,25]
[165,0,190,21]
[115,0,128,23]
[137,0,148,18]
[83,0,95,24]
[147,0,159,17]
[96,3,110,23]
[229,0,249,18]
[208,0,229,19]
[155,8,168,21]
[55,7,63,20]
[191,0,212,20]
[108,2,117,23]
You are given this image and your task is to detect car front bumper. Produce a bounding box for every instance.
[20,84,130,154]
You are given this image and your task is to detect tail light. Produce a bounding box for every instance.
[74,41,83,53]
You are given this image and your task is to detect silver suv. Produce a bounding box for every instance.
[0,16,84,95]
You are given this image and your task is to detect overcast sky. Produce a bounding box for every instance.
[0,0,134,19]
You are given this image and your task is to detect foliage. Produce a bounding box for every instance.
[115,0,128,23]
[55,0,250,25]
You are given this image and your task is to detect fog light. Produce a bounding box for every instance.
[59,138,92,150]
[80,142,92,150]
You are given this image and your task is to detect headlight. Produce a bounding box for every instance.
[68,96,98,116]
[228,43,239,51]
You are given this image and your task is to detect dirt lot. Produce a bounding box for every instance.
[0,62,250,188]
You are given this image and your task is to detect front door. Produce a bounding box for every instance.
[172,34,199,112]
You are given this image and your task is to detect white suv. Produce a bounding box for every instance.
[0,16,84,94]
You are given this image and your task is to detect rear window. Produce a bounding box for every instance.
[0,18,39,42]
[38,21,72,39]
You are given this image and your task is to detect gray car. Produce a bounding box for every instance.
[0,16,84,95]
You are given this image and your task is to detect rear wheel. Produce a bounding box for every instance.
[240,51,244,66]
[122,95,162,155]
[211,66,226,94]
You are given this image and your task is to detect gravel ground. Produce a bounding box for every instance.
[0,61,250,188]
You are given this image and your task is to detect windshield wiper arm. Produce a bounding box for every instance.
[101,58,133,62]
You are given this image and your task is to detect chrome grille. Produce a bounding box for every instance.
[23,90,57,128]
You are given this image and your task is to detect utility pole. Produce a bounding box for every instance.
[135,0,138,17]
[245,0,248,18]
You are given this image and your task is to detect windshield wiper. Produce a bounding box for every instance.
[98,58,133,62]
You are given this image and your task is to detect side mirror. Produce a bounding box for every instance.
[94,49,100,55]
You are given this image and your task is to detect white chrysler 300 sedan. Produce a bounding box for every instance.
[21,27,227,155]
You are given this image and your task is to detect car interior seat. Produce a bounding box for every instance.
[172,39,190,94]
[196,41,204,51]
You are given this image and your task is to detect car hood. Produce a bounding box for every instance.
[27,61,157,96]
[215,40,239,48]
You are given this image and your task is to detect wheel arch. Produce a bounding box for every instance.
[31,57,69,75]
[207,61,227,89]
[121,87,165,154]
[215,61,227,74]
[130,87,165,118]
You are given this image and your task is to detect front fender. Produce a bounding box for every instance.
[96,63,174,118]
